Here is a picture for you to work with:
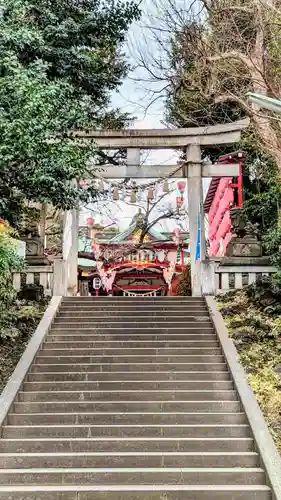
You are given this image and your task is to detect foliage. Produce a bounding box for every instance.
[172,265,192,296]
[0,0,140,226]
[218,286,281,450]
[0,220,23,307]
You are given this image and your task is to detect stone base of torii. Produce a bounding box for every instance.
[68,119,249,297]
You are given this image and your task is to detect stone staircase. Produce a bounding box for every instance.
[0,297,273,499]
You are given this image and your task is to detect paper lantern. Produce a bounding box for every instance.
[163,179,169,193]
[176,196,184,208]
[147,187,154,201]
[177,181,186,194]
[113,187,119,201]
[87,217,95,226]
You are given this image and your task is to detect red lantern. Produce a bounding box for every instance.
[176,196,184,208]
[87,217,95,226]
[177,181,186,194]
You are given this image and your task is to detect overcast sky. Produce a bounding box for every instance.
[81,0,210,232]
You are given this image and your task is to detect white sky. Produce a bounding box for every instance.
[82,0,210,232]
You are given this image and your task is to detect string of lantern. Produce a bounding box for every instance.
[80,172,186,207]
[79,164,187,205]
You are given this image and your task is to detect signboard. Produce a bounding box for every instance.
[93,277,101,290]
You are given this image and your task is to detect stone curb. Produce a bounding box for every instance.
[0,296,62,429]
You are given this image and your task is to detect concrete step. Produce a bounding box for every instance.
[0,438,254,453]
[43,339,220,348]
[7,412,247,426]
[47,332,216,340]
[27,370,231,382]
[18,389,237,402]
[13,400,242,414]
[40,347,222,356]
[23,380,233,392]
[42,337,219,352]
[2,424,250,439]
[0,485,272,500]
[60,305,209,311]
[0,451,259,469]
[53,320,213,327]
[31,362,229,372]
[63,297,206,302]
[50,327,214,333]
[0,468,265,486]
[34,355,225,364]
[58,311,210,317]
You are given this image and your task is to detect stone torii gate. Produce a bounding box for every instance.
[70,119,249,297]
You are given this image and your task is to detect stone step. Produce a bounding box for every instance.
[60,305,209,311]
[42,336,219,351]
[59,311,209,317]
[0,438,254,453]
[23,380,233,392]
[50,327,214,333]
[40,347,222,357]
[7,412,247,426]
[63,297,206,302]
[27,370,231,382]
[13,400,242,414]
[2,424,250,439]
[0,451,259,469]
[0,468,265,486]
[18,389,237,402]
[43,339,220,348]
[0,485,272,500]
[34,355,225,364]
[47,332,216,340]
[31,362,228,372]
[53,320,213,327]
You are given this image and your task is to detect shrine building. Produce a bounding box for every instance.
[78,211,189,297]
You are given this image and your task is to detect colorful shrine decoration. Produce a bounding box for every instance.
[78,211,190,296]
[204,151,245,257]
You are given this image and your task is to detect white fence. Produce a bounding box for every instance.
[215,265,277,294]
[12,266,54,296]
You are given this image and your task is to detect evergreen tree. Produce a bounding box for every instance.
[0,0,140,225]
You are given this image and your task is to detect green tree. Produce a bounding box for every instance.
[0,0,140,226]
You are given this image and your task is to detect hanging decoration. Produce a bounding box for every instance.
[80,168,187,208]
[163,179,169,193]
[147,187,154,201]
[114,284,164,296]
[113,187,119,201]
[131,181,137,203]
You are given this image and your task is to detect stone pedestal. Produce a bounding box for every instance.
[22,237,50,266]
[226,236,262,258]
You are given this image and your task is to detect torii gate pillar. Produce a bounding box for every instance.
[187,144,203,297]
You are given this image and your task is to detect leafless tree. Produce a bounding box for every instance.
[134,0,281,169]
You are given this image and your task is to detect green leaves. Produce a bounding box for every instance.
[0,0,140,226]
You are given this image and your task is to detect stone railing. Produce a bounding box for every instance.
[215,264,277,294]
[12,265,54,296]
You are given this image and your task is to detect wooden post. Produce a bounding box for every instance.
[187,144,202,297]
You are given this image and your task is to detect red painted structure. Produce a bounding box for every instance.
[204,152,245,257]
